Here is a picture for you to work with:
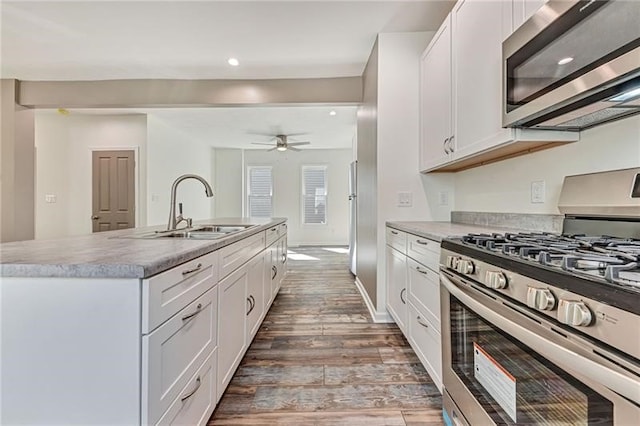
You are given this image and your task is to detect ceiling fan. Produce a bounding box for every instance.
[251,134,311,152]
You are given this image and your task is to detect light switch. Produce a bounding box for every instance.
[531,181,545,203]
[45,194,57,203]
[398,191,412,207]
[439,191,449,206]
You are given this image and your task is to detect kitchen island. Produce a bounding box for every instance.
[0,217,288,425]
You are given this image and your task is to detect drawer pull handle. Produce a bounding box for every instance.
[180,376,201,403]
[282,253,287,264]
[272,265,277,280]
[416,240,429,245]
[417,316,429,329]
[391,230,399,235]
[270,227,277,232]
[416,266,429,275]
[400,288,407,304]
[181,303,203,322]
[182,263,203,276]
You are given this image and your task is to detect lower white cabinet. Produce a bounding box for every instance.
[155,351,217,426]
[246,251,266,341]
[386,243,408,334]
[217,263,249,395]
[385,225,442,391]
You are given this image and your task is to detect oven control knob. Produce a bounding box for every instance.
[558,300,592,327]
[456,259,475,275]
[485,271,508,289]
[446,256,460,269]
[526,287,556,310]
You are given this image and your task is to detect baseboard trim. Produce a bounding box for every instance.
[354,277,394,323]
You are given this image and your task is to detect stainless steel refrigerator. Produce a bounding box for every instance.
[348,161,357,275]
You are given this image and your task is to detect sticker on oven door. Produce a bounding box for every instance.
[473,342,517,422]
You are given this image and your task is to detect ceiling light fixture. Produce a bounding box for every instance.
[227,57,239,66]
[329,110,337,116]
[557,57,574,65]
[276,146,287,152]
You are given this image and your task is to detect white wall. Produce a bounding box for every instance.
[213,148,243,218]
[146,115,214,226]
[244,149,351,246]
[454,116,640,213]
[35,112,147,239]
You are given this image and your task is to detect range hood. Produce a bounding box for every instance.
[502,0,640,131]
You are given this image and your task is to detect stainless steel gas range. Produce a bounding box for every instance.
[440,168,640,426]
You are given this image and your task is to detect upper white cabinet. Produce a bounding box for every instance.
[512,0,548,32]
[419,0,578,173]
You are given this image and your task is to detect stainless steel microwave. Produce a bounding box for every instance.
[502,0,640,131]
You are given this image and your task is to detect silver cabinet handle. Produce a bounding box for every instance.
[400,288,407,304]
[448,135,455,153]
[391,230,399,235]
[180,376,201,402]
[246,295,255,315]
[270,227,277,232]
[416,266,429,275]
[182,263,202,276]
[272,265,277,280]
[416,239,429,245]
[443,137,451,154]
[282,253,286,264]
[181,303,203,322]
[417,316,429,329]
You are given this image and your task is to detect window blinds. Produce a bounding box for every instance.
[248,166,272,217]
[302,166,327,224]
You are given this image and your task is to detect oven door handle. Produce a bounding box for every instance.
[441,274,640,405]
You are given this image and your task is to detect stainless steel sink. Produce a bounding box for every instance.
[122,224,257,240]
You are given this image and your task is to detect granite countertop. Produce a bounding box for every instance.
[386,221,527,242]
[0,217,286,279]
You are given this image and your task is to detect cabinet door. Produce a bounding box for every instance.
[246,252,265,341]
[277,236,287,286]
[512,0,547,31]
[217,265,248,395]
[419,14,453,172]
[452,0,512,159]
[385,245,408,333]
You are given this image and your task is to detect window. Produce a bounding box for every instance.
[247,166,272,217]
[302,165,327,225]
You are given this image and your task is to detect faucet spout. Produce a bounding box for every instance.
[167,174,214,231]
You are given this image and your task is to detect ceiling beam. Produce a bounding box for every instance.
[17,77,363,108]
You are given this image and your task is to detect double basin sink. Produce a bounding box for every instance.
[128,224,257,240]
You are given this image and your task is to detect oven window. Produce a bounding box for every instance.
[450,295,613,425]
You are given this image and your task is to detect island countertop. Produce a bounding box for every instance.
[0,217,286,279]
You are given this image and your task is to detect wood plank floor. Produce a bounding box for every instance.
[208,246,443,425]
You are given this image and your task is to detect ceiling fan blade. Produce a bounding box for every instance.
[267,147,278,152]
[251,142,277,146]
[288,146,302,152]
[247,131,277,137]
[283,132,308,137]
[287,141,311,146]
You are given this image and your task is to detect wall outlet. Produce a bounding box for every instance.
[151,194,160,202]
[531,180,545,203]
[45,194,57,203]
[439,191,449,206]
[398,191,412,207]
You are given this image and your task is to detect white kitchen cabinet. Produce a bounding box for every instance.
[419,0,578,173]
[512,0,547,32]
[385,226,442,391]
[386,242,408,334]
[246,251,266,341]
[419,13,453,172]
[216,264,248,396]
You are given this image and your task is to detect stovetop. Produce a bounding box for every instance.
[441,232,640,315]
[459,232,640,290]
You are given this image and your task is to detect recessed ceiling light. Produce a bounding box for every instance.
[329,110,337,116]
[557,57,574,65]
[227,58,239,66]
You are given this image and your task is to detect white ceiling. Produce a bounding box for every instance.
[2,0,454,149]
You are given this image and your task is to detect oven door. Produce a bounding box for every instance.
[440,270,640,426]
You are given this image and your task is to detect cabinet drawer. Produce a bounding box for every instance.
[155,351,217,426]
[408,303,442,392]
[143,287,218,425]
[265,225,280,246]
[407,234,440,271]
[219,232,266,279]
[279,222,288,235]
[143,251,218,334]
[386,227,407,253]
[407,258,441,328]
